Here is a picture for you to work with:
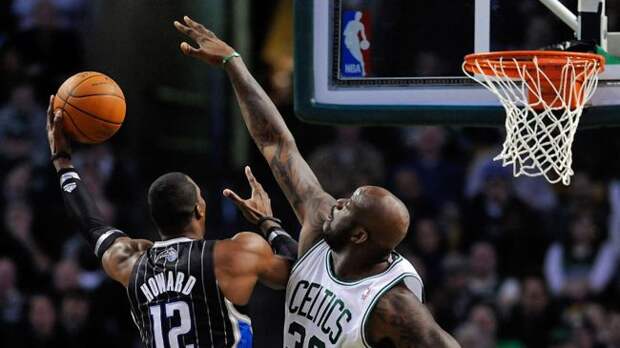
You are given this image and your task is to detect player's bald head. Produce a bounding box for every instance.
[322,185,410,258]
[351,186,410,250]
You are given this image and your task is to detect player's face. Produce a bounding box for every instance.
[322,197,357,251]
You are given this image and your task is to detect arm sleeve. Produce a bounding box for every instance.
[58,168,126,258]
[267,228,298,261]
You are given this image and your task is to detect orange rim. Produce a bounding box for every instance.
[463,50,605,79]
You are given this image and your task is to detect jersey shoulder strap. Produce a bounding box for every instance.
[290,239,328,274]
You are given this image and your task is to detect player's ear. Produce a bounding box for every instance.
[194,203,205,220]
[350,228,368,244]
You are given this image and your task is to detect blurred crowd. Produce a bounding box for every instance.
[2,1,620,348]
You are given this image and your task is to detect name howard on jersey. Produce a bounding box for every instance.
[139,271,196,302]
[288,280,352,344]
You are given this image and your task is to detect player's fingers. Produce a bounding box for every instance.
[183,16,215,38]
[174,21,195,39]
[183,16,203,30]
[245,166,260,190]
[180,42,200,57]
[47,95,55,124]
[223,189,245,205]
[53,111,63,129]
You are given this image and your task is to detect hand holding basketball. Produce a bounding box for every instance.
[46,95,72,159]
[174,16,236,66]
[360,40,370,50]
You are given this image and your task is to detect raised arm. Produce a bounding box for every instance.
[367,283,460,348]
[174,17,335,254]
[47,96,151,287]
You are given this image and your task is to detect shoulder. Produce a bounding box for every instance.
[366,282,430,346]
[231,232,272,254]
[214,232,271,270]
[374,282,421,318]
[102,237,153,287]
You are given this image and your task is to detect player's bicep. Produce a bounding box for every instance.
[368,284,459,348]
[102,237,152,287]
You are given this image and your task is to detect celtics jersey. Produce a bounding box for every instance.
[284,240,423,348]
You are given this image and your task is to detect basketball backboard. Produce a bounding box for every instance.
[294,0,620,127]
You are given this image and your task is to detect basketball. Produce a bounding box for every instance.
[360,40,370,50]
[52,71,126,144]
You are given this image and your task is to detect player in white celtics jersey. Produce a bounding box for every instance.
[177,16,460,348]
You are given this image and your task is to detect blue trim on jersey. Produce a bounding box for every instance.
[238,321,253,348]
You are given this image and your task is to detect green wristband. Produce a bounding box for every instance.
[222,52,241,65]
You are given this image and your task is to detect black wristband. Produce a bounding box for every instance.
[257,216,282,228]
[51,151,71,162]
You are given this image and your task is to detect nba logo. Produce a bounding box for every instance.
[341,10,372,78]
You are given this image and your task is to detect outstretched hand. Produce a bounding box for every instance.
[224,166,273,226]
[46,95,72,160]
[174,16,236,65]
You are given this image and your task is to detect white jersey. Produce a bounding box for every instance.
[283,240,423,348]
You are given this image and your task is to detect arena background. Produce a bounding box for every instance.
[1,1,620,347]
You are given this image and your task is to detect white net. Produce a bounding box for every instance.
[463,55,602,185]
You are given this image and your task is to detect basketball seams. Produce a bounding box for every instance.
[63,99,123,125]
[61,107,98,143]
[69,93,125,100]
[55,94,123,126]
[67,73,102,97]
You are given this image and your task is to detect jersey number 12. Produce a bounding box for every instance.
[150,300,194,348]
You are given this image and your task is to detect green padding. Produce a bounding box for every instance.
[294,0,620,128]
[597,47,620,64]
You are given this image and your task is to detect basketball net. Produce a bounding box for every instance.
[463,52,604,185]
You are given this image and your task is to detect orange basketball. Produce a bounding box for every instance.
[53,71,126,144]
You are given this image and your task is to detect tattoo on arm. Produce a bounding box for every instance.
[226,59,331,223]
[369,285,460,348]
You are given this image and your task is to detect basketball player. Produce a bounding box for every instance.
[46,95,298,347]
[175,16,460,348]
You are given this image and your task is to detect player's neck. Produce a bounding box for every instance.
[330,249,390,282]
[161,224,205,241]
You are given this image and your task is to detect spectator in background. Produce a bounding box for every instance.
[23,294,66,348]
[309,127,385,197]
[0,46,26,103]
[52,260,81,296]
[464,161,546,277]
[500,277,559,347]
[60,291,104,348]
[12,0,87,31]
[0,258,23,343]
[465,303,498,348]
[606,310,620,348]
[402,126,463,208]
[408,218,446,292]
[454,323,485,348]
[544,212,618,300]
[12,0,83,98]
[0,83,47,165]
[468,242,499,301]
[431,254,475,331]
[392,165,438,221]
[1,201,51,290]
